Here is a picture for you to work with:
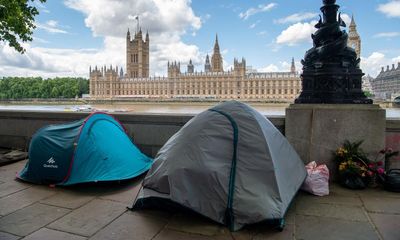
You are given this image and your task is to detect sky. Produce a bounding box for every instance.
[0,0,400,78]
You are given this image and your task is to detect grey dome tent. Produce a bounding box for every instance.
[132,101,306,231]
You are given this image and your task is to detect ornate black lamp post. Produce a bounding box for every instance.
[295,0,372,104]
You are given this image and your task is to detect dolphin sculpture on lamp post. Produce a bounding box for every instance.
[295,0,372,104]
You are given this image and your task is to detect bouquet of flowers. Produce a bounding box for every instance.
[372,148,399,185]
[334,140,370,189]
[334,140,399,189]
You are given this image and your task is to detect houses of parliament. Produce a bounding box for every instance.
[89,17,361,101]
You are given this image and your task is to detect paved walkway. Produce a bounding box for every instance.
[0,160,399,240]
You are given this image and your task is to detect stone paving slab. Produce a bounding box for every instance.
[0,169,20,182]
[90,212,167,240]
[362,197,400,214]
[229,229,253,240]
[48,199,126,237]
[40,190,96,210]
[0,187,56,216]
[152,229,219,240]
[295,201,368,222]
[357,188,400,199]
[0,231,20,240]
[21,228,87,240]
[166,213,224,236]
[130,209,174,222]
[1,161,400,240]
[97,181,141,205]
[297,191,363,206]
[329,184,360,197]
[295,215,379,240]
[253,224,295,240]
[0,181,30,198]
[284,204,296,225]
[369,213,400,240]
[0,203,70,236]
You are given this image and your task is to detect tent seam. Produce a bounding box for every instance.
[209,108,238,231]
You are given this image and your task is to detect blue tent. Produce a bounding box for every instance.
[18,112,152,185]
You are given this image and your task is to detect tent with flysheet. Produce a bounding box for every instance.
[18,112,152,185]
[132,101,306,231]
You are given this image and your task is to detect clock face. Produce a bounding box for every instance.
[351,43,356,49]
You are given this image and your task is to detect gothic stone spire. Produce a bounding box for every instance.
[211,34,223,72]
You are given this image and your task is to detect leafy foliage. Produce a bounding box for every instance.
[363,91,374,98]
[0,77,89,99]
[334,140,368,163]
[0,0,46,53]
[334,140,369,175]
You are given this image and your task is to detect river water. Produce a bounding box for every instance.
[0,103,399,119]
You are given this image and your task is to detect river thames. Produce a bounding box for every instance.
[1,102,399,118]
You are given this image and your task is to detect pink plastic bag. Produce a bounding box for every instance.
[301,161,330,196]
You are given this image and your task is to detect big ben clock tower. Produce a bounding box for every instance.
[348,15,361,58]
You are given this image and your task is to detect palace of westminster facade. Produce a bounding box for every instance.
[89,18,362,101]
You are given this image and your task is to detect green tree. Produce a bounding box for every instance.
[0,77,89,99]
[0,0,46,53]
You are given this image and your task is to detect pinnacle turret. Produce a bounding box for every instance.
[291,57,296,73]
[187,59,194,73]
[350,15,356,28]
[205,54,211,72]
[213,34,220,52]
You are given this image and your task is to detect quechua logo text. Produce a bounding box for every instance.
[43,157,58,168]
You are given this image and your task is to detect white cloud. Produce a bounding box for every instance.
[239,3,277,20]
[32,37,50,44]
[46,20,58,27]
[36,20,68,34]
[258,60,301,73]
[275,12,318,24]
[276,21,317,46]
[64,0,201,37]
[0,39,121,77]
[0,0,204,77]
[201,14,211,24]
[274,13,350,47]
[378,1,400,18]
[64,0,202,76]
[259,64,279,72]
[361,52,400,77]
[249,20,261,29]
[373,32,400,38]
[257,31,267,36]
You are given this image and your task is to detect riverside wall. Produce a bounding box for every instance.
[0,110,399,169]
[0,111,284,156]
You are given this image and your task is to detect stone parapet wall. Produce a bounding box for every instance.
[0,110,284,157]
[0,110,399,170]
[385,119,400,169]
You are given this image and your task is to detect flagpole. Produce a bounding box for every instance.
[136,16,139,33]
